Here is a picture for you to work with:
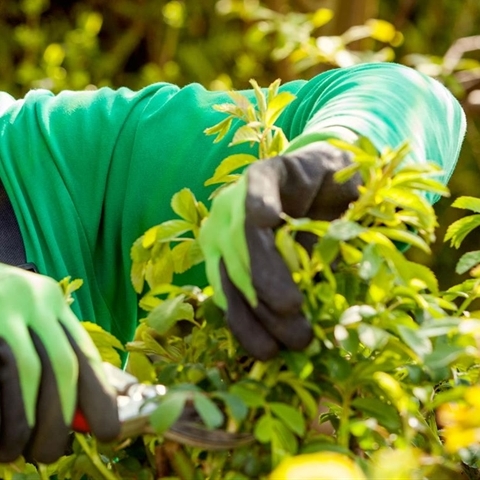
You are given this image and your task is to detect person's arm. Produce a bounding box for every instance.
[200,62,466,360]
[277,62,466,202]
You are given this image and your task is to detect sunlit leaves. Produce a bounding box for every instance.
[204,78,296,174]
[204,153,257,186]
[146,294,195,335]
[456,250,480,275]
[82,321,125,367]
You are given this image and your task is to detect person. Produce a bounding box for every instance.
[0,62,466,463]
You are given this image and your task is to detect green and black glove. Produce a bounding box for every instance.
[200,142,361,361]
[0,264,120,464]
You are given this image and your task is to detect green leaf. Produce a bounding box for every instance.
[229,125,260,146]
[359,243,383,280]
[382,187,433,217]
[171,240,204,273]
[328,137,378,159]
[456,250,480,275]
[58,276,83,300]
[146,294,194,335]
[213,102,245,117]
[197,200,209,219]
[271,418,298,464]
[358,324,389,351]
[267,78,281,103]
[340,305,377,325]
[418,318,460,338]
[286,384,318,420]
[213,392,248,423]
[150,392,187,434]
[275,228,300,273]
[131,237,152,263]
[254,414,273,443]
[203,116,233,143]
[316,236,339,264]
[401,261,438,293]
[351,397,401,431]
[396,325,432,359]
[171,188,199,224]
[339,242,362,265]
[148,219,193,244]
[445,214,480,248]
[265,91,296,126]
[335,325,360,355]
[269,127,289,156]
[205,154,257,186]
[391,173,449,196]
[429,386,468,410]
[451,195,480,213]
[334,162,361,184]
[145,244,174,288]
[281,351,313,379]
[424,344,466,371]
[82,322,124,368]
[370,227,431,254]
[327,219,365,241]
[324,355,351,382]
[372,371,411,414]
[269,402,305,437]
[229,90,254,116]
[250,78,267,116]
[284,216,329,236]
[229,382,265,407]
[193,393,224,429]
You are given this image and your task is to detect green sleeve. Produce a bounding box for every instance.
[0,62,465,345]
[0,83,260,344]
[277,62,466,203]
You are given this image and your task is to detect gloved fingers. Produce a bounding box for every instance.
[24,329,70,464]
[62,326,121,443]
[246,222,303,315]
[252,301,313,352]
[0,339,31,463]
[220,261,280,361]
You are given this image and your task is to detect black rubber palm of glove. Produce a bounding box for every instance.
[221,142,361,361]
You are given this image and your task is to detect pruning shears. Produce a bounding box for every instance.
[73,363,254,450]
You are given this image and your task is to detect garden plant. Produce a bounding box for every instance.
[3,77,480,480]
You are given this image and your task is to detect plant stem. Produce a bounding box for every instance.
[38,464,49,480]
[75,434,118,480]
[164,441,201,480]
[337,389,352,448]
[249,360,269,381]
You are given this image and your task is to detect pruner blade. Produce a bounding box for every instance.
[74,363,254,450]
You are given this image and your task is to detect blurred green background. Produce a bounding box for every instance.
[2,0,480,289]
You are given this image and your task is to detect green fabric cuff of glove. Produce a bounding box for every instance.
[199,175,257,310]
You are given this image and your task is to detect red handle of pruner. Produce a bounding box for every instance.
[72,409,91,433]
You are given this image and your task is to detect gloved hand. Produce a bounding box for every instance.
[200,142,361,361]
[0,264,120,464]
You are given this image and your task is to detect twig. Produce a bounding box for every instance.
[75,434,118,480]
[443,35,480,74]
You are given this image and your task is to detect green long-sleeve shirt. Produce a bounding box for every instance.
[0,62,466,346]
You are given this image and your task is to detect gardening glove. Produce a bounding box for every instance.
[200,142,361,361]
[0,263,120,464]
